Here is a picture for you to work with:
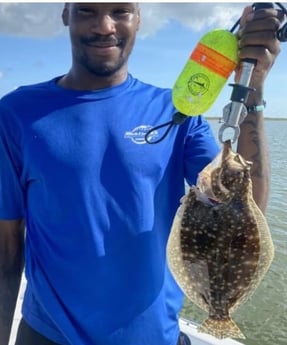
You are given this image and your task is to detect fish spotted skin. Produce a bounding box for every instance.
[167,140,274,339]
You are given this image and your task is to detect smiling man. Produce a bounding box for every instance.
[0,3,284,345]
[59,3,140,89]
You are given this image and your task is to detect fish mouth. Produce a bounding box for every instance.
[222,139,232,156]
[193,186,221,206]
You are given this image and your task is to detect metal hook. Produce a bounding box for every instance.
[218,61,255,144]
[218,123,241,144]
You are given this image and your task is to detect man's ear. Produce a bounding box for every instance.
[136,8,141,31]
[62,5,69,27]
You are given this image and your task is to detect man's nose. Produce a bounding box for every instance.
[91,14,116,35]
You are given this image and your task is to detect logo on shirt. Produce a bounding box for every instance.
[124,125,159,145]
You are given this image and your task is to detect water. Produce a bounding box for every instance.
[181,119,287,345]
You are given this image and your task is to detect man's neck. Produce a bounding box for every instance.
[57,68,128,91]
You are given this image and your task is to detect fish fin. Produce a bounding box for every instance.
[198,317,245,339]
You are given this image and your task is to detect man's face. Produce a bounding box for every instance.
[62,3,140,77]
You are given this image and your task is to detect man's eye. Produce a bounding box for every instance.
[77,8,94,16]
[113,8,134,18]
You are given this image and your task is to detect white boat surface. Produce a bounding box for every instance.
[179,318,243,345]
[9,278,244,345]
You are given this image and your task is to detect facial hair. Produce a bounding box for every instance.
[75,35,133,77]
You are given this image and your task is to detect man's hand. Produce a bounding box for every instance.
[236,5,285,89]
[234,5,285,212]
[0,220,25,345]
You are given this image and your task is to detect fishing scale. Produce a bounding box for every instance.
[145,2,287,145]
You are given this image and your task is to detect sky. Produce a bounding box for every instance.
[0,1,286,118]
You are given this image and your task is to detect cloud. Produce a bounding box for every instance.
[0,3,64,37]
[0,3,246,38]
[139,3,244,37]
[0,71,3,80]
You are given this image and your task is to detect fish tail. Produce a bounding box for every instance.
[198,317,245,339]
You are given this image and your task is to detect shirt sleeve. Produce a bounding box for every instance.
[0,104,25,219]
[184,115,220,186]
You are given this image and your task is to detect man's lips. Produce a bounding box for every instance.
[81,36,123,48]
[87,43,117,48]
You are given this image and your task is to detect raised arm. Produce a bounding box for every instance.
[235,6,285,212]
[0,219,25,345]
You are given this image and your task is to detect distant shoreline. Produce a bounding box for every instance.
[206,117,287,121]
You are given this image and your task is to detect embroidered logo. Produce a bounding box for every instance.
[124,125,159,145]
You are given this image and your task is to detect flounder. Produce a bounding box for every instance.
[167,140,274,339]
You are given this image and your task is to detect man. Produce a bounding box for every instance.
[0,3,284,345]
